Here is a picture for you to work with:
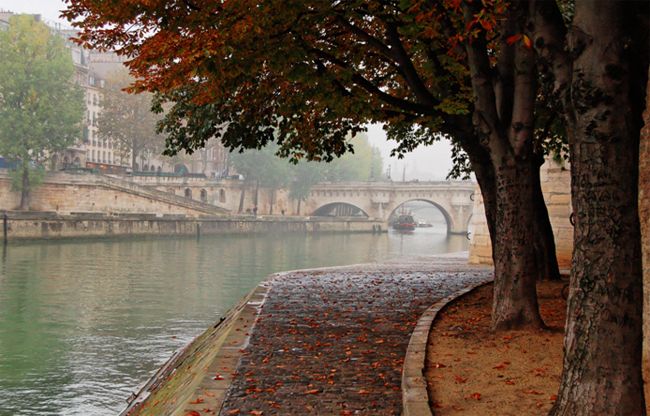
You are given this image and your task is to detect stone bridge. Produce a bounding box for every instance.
[129,175,476,234]
[302,181,475,234]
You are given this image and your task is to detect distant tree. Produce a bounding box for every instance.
[230,144,291,214]
[322,133,383,182]
[288,161,322,215]
[288,133,384,214]
[97,69,163,170]
[0,15,84,210]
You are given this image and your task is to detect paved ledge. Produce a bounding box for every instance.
[126,253,492,416]
[401,280,493,416]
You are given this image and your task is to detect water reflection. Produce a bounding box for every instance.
[0,229,466,415]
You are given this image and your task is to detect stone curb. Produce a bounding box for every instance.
[121,280,272,416]
[401,278,494,416]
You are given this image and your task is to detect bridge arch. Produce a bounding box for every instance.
[312,202,369,218]
[388,199,454,234]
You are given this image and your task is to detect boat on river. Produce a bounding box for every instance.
[392,214,417,231]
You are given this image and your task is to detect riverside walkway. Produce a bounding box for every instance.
[131,254,491,416]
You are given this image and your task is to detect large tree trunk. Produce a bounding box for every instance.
[296,198,302,216]
[550,2,648,414]
[490,156,545,330]
[19,165,30,211]
[532,157,561,281]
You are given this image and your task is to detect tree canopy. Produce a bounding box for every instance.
[0,14,84,209]
[97,69,164,170]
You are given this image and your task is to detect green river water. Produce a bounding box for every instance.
[0,229,467,415]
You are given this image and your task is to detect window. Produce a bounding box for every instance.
[102,151,106,163]
[91,150,95,161]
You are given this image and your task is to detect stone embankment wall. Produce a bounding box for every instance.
[1,212,384,241]
[467,159,573,269]
[0,171,227,217]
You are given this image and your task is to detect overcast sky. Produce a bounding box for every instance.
[0,0,455,180]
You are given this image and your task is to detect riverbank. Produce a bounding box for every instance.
[124,253,492,415]
[0,211,385,241]
[426,281,565,415]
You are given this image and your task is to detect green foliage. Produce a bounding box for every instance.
[232,133,384,201]
[229,143,291,190]
[97,69,164,168]
[9,164,44,191]
[0,15,84,176]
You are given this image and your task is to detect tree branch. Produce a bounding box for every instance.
[529,0,571,100]
[384,21,438,107]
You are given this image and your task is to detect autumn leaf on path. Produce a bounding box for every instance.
[493,361,510,370]
[469,392,482,400]
[186,411,201,416]
[188,397,204,404]
[454,375,468,384]
[305,389,320,394]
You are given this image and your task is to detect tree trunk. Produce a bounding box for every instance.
[532,158,561,281]
[238,185,246,213]
[489,157,545,331]
[296,198,302,216]
[19,165,30,211]
[269,189,275,215]
[131,150,137,172]
[550,2,648,414]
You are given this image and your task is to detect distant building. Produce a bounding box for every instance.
[2,11,229,178]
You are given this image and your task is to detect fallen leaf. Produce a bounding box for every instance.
[189,398,204,404]
[305,389,320,395]
[469,392,481,400]
[454,375,468,384]
[186,412,201,416]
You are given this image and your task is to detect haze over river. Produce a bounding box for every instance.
[0,228,467,415]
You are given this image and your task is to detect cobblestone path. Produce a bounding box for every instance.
[218,257,491,415]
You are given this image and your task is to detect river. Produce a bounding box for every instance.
[0,228,467,415]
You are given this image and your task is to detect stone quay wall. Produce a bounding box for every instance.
[467,158,573,269]
[0,171,227,217]
[1,212,385,241]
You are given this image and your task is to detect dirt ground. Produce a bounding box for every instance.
[426,281,566,415]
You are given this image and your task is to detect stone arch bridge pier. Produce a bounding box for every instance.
[303,181,475,234]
